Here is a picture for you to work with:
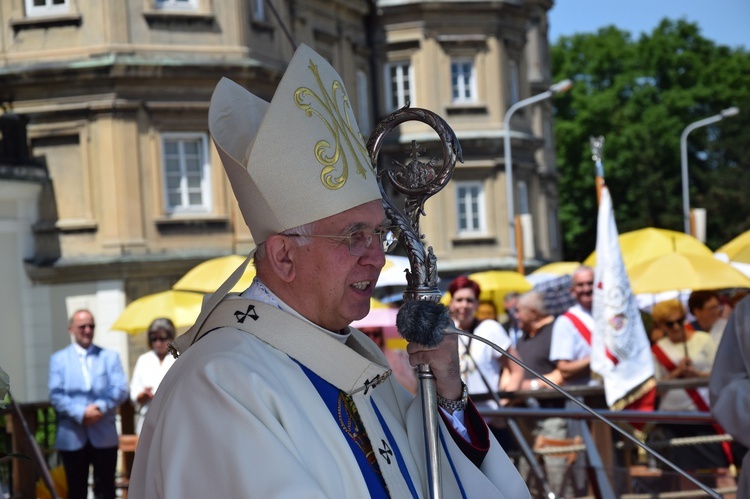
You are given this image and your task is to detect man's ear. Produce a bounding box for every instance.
[264,235,296,282]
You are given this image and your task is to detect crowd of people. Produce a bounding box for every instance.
[435,268,749,495]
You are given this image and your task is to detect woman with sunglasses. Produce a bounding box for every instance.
[130,318,177,434]
[650,299,729,489]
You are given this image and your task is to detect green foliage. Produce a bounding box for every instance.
[36,407,56,449]
[552,19,750,259]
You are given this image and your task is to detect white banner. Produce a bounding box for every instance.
[592,186,655,407]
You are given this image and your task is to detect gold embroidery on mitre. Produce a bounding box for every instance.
[294,59,374,190]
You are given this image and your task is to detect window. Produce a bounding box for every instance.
[25,0,69,16]
[162,133,212,214]
[384,61,412,112]
[356,70,371,135]
[451,58,476,103]
[251,0,265,20]
[455,181,485,235]
[153,0,197,10]
[508,60,520,105]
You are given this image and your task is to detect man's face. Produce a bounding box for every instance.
[694,297,722,330]
[69,311,95,349]
[289,200,387,332]
[449,287,479,330]
[515,304,537,333]
[572,269,594,310]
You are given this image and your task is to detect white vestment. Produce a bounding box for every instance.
[710,296,750,498]
[129,296,529,498]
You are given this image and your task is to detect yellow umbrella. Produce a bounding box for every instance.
[530,261,581,276]
[173,255,256,293]
[438,270,533,313]
[584,227,712,270]
[627,252,750,295]
[111,290,204,334]
[716,230,750,264]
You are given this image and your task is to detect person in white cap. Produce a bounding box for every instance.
[129,44,528,498]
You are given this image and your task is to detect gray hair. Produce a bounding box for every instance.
[253,221,315,263]
[518,291,548,316]
[572,265,594,280]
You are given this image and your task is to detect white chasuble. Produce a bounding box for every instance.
[129,296,528,498]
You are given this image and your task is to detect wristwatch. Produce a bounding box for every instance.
[530,379,540,390]
[437,382,468,412]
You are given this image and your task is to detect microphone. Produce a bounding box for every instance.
[396,300,449,347]
[395,300,722,499]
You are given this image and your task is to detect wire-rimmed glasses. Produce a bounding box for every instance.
[285,229,397,256]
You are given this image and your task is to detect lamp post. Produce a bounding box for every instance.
[504,78,572,256]
[680,106,739,234]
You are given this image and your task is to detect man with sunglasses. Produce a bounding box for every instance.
[130,44,528,498]
[49,309,128,499]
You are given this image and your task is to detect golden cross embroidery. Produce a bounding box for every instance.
[294,59,374,190]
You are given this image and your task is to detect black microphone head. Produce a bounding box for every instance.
[396,300,451,348]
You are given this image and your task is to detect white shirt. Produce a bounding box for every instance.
[129,350,176,433]
[550,304,594,363]
[458,319,511,397]
[73,343,93,390]
[653,331,716,411]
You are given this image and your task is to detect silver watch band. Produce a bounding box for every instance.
[436,382,468,412]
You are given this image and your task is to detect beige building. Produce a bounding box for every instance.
[0,0,560,402]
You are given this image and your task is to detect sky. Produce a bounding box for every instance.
[548,0,750,50]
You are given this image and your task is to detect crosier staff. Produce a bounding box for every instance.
[367,106,461,499]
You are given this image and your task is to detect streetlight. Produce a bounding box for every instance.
[680,106,739,234]
[504,78,572,255]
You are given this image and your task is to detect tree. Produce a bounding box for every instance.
[551,20,750,260]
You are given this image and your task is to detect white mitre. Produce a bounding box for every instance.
[208,43,381,244]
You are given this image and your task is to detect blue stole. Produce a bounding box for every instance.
[297,362,395,498]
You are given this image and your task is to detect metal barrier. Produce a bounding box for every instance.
[477,378,739,498]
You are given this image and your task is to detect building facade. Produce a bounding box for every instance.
[0,0,560,402]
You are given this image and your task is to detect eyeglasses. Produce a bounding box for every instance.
[149,335,171,342]
[574,281,594,288]
[663,317,686,329]
[285,229,397,256]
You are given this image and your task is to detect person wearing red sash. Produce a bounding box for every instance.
[549,266,596,386]
[650,298,729,488]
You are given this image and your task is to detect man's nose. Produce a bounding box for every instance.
[361,241,386,268]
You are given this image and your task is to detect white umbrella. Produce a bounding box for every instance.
[376,255,410,288]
